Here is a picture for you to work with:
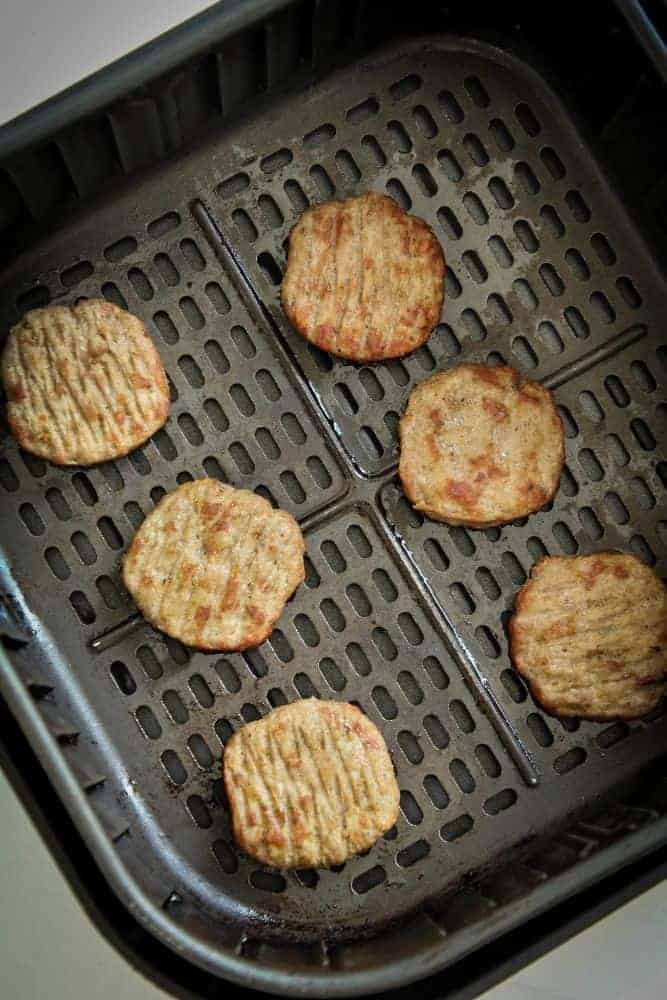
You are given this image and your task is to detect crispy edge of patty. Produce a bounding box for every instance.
[398,363,565,527]
[509,552,667,721]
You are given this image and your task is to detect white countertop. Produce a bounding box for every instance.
[0,0,214,128]
[1,4,664,997]
[0,769,163,999]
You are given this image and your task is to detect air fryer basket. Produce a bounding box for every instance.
[1,20,666,1000]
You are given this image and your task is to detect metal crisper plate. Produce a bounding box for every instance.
[0,35,666,996]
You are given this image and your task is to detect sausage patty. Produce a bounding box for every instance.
[122,479,305,651]
[510,553,667,720]
[224,699,399,869]
[399,363,564,527]
[281,191,445,362]
[2,299,169,465]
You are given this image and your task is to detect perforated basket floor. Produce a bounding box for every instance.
[0,35,666,997]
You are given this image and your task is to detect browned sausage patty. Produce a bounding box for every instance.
[510,553,667,720]
[224,699,399,869]
[122,479,305,651]
[281,191,445,362]
[399,363,564,527]
[1,299,169,465]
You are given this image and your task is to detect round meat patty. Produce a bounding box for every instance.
[510,553,667,720]
[1,299,169,465]
[224,699,400,869]
[281,191,445,362]
[122,479,305,651]
[398,363,564,527]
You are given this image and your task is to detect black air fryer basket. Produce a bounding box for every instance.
[0,1,666,996]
